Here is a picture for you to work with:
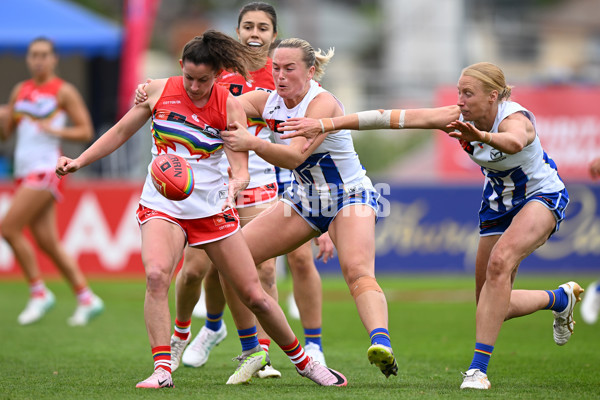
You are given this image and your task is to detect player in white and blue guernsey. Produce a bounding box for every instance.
[277,61,583,390]
[221,38,399,378]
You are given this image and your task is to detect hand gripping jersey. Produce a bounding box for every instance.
[217,58,276,189]
[459,101,565,213]
[12,78,66,178]
[264,79,373,208]
[139,77,230,219]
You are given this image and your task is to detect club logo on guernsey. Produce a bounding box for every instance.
[490,149,505,161]
[265,118,285,134]
[227,84,243,96]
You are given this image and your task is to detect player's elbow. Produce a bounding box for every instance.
[503,141,525,154]
[282,154,306,170]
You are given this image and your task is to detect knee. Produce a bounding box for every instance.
[238,286,271,315]
[341,259,373,285]
[179,263,207,286]
[485,248,513,283]
[33,236,58,255]
[145,266,172,296]
[347,274,382,300]
[0,223,19,243]
[287,250,313,271]
[257,260,276,285]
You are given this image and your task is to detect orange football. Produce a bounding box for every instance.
[150,154,194,201]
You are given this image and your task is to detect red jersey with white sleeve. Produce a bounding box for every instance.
[217,58,276,189]
[139,76,230,219]
[12,78,66,178]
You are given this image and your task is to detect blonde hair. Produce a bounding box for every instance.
[275,38,334,81]
[461,62,513,101]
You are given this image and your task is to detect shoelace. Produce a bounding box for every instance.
[190,332,210,351]
[231,354,253,371]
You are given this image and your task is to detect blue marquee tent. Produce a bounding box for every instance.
[0,0,122,58]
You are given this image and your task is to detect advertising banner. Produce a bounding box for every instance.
[0,180,597,277]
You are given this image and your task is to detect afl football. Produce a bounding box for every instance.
[150,154,194,201]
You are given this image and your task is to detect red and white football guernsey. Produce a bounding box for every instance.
[139,76,230,219]
[12,78,66,178]
[217,58,276,190]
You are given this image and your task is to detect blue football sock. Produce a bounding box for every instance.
[204,311,223,331]
[468,342,494,374]
[369,328,391,348]
[544,288,569,312]
[304,327,323,351]
[238,326,259,352]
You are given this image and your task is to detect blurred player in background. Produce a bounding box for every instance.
[136,2,334,380]
[0,37,103,326]
[57,30,347,389]
[219,37,399,380]
[581,157,600,324]
[279,61,583,390]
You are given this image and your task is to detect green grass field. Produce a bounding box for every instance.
[1,274,599,399]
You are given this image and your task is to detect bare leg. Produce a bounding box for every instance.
[475,202,556,346]
[287,240,322,330]
[29,195,87,289]
[175,247,211,322]
[238,202,279,340]
[203,231,296,345]
[140,220,186,348]
[475,232,558,321]
[1,187,57,282]
[328,206,386,333]
[203,263,226,315]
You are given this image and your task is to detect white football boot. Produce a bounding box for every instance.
[460,368,491,390]
[552,281,583,345]
[18,290,55,325]
[182,323,227,367]
[68,294,104,326]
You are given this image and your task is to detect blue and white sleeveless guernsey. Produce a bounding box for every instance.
[458,100,568,235]
[264,79,380,233]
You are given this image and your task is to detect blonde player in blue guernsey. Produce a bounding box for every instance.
[219,38,399,380]
[278,61,583,390]
[56,30,347,389]
[0,37,103,327]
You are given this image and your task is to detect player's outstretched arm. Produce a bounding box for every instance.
[280,106,461,152]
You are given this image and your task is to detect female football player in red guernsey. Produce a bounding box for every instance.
[56,30,347,389]
[0,37,103,327]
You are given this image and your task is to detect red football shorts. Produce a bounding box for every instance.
[16,171,65,201]
[236,182,278,208]
[136,205,240,246]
